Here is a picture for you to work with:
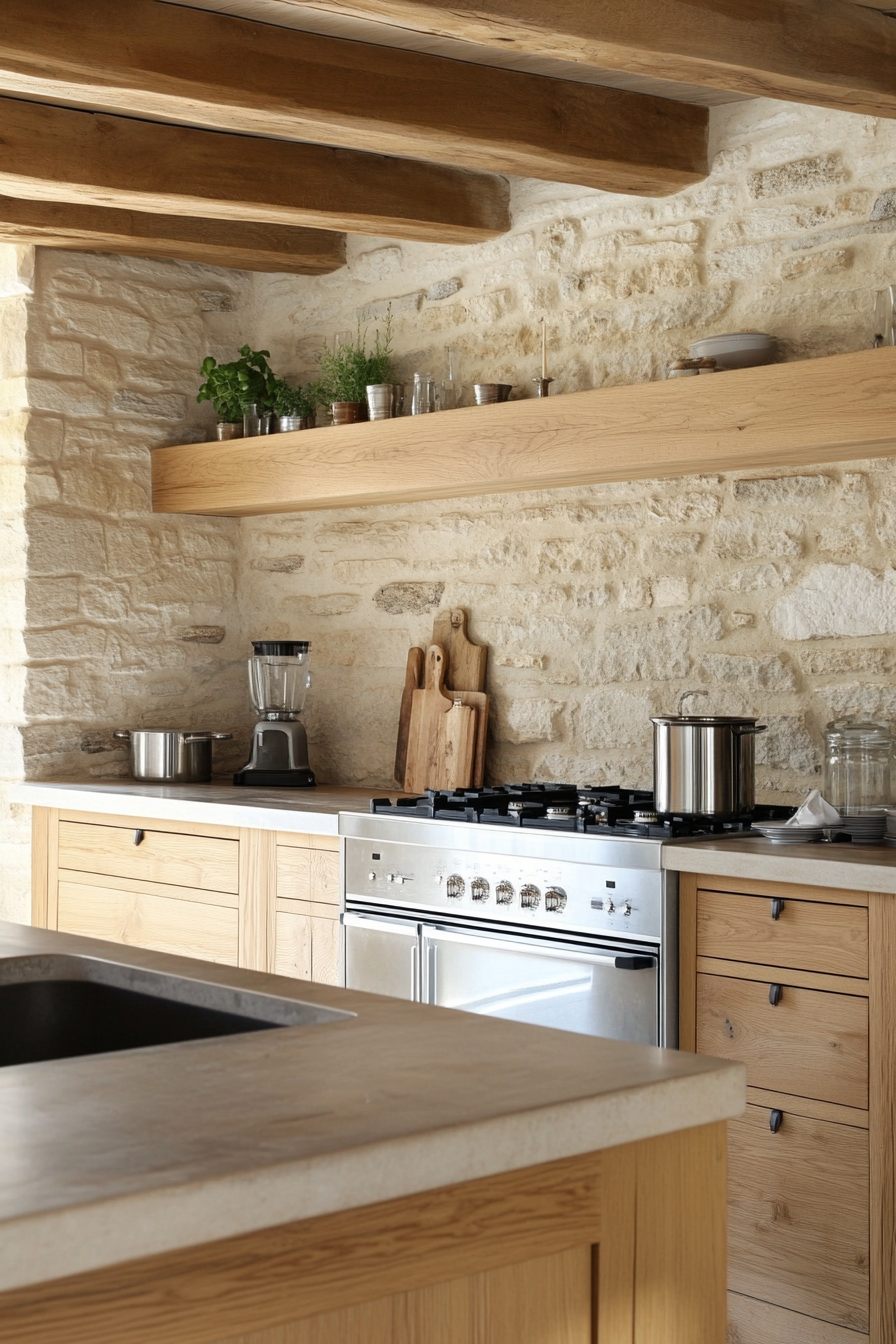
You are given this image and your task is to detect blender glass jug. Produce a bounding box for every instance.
[248,641,311,719]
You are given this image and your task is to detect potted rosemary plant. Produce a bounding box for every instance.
[314,319,393,425]
[197,346,277,439]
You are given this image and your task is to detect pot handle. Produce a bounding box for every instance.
[112,730,131,741]
[183,732,233,743]
[732,724,768,735]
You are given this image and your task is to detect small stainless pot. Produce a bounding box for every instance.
[651,715,767,817]
[113,730,232,783]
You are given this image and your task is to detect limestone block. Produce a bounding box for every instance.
[800,645,895,675]
[816,521,872,556]
[358,292,423,322]
[748,154,847,199]
[771,564,896,640]
[112,390,188,420]
[354,247,403,282]
[648,489,721,524]
[653,576,689,607]
[755,715,819,773]
[780,247,852,279]
[495,695,565,744]
[698,653,798,692]
[250,554,305,573]
[714,516,803,560]
[28,513,105,575]
[733,475,831,506]
[870,188,896,221]
[728,562,795,591]
[426,278,462,301]
[176,625,225,643]
[582,689,657,749]
[308,593,360,616]
[373,581,444,615]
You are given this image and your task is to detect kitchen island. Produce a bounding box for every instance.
[0,920,741,1344]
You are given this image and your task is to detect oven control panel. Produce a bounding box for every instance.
[345,838,666,940]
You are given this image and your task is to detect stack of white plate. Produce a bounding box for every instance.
[839,812,887,844]
[689,333,777,370]
[751,822,824,844]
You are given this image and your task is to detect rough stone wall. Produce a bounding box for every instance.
[2,247,254,920]
[239,98,896,797]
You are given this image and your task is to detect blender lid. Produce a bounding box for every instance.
[251,640,310,656]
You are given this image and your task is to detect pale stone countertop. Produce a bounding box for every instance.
[0,921,744,1294]
[9,779,402,835]
[664,834,896,893]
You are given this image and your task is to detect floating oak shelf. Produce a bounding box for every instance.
[151,348,896,517]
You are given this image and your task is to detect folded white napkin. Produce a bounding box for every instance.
[784,789,841,827]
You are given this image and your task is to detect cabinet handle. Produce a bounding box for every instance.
[768,983,783,1006]
[133,829,145,846]
[770,898,785,920]
[769,1108,784,1134]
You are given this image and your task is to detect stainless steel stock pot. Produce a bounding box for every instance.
[113,729,232,783]
[651,715,767,818]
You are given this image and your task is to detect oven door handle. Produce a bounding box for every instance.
[422,925,656,970]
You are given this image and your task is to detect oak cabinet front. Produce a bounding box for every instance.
[32,807,342,985]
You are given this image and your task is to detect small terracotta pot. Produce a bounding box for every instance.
[215,422,243,441]
[331,401,362,425]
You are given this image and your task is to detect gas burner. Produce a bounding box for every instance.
[369,786,795,837]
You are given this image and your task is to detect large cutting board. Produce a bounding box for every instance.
[403,645,485,792]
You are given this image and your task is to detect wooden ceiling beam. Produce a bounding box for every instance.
[0,0,708,196]
[0,194,346,273]
[0,97,509,245]
[274,0,896,119]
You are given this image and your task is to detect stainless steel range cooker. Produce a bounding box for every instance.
[342,785,791,1048]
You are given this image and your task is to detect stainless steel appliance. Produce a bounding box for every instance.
[113,729,232,783]
[234,640,315,787]
[342,784,795,1045]
[651,715,766,818]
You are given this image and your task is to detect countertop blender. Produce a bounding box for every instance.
[234,640,315,787]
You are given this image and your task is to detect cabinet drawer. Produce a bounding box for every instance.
[57,881,238,965]
[727,1290,869,1344]
[697,889,868,978]
[697,973,867,1108]
[276,846,339,911]
[275,902,312,981]
[58,821,239,894]
[728,1104,869,1332]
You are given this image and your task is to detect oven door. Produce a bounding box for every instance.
[343,911,420,1001]
[421,924,658,1044]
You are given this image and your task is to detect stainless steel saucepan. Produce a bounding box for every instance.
[651,714,767,817]
[113,729,232,783]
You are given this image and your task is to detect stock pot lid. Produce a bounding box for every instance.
[651,715,760,726]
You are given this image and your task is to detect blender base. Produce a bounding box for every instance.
[233,767,316,787]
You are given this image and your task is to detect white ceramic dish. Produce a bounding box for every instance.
[689,333,777,370]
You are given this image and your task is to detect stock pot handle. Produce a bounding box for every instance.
[732,724,768,735]
[183,732,233,742]
[112,730,130,741]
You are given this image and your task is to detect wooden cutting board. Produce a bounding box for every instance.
[431,608,487,692]
[394,645,424,785]
[404,645,484,792]
[446,688,488,787]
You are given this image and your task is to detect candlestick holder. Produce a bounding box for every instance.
[532,377,554,398]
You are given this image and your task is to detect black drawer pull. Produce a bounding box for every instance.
[771,898,785,920]
[769,983,783,1006]
[133,829,145,846]
[769,1108,784,1134]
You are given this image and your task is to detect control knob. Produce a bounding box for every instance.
[471,877,490,903]
[544,887,567,913]
[520,884,541,910]
[446,874,465,900]
[605,898,615,913]
[368,871,377,881]
[496,881,514,905]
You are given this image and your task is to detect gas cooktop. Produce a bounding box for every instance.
[370,783,795,839]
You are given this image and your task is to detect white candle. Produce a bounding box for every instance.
[541,318,547,379]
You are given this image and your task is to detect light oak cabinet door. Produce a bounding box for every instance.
[696,971,868,1108]
[728,1103,869,1333]
[697,889,868,978]
[275,836,341,986]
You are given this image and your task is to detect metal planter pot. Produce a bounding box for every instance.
[113,730,232,783]
[651,716,767,817]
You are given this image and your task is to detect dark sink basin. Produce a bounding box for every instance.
[0,954,352,1068]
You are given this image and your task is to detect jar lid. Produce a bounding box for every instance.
[251,640,309,656]
[825,719,891,738]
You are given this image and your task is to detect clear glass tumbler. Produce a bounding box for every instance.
[411,373,435,415]
[242,402,272,436]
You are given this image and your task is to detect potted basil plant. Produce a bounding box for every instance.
[197,346,277,439]
[271,379,317,432]
[314,318,393,425]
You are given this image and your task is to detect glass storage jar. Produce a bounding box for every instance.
[823,720,893,814]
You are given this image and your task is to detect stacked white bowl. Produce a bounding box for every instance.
[751,821,824,844]
[839,810,887,844]
[689,333,777,370]
[884,809,896,847]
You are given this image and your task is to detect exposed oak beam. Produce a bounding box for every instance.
[0,0,708,196]
[0,96,508,245]
[0,194,345,273]
[274,0,896,119]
